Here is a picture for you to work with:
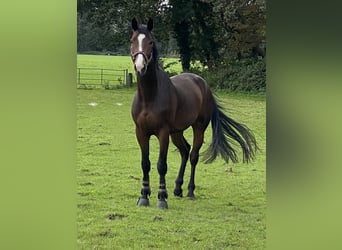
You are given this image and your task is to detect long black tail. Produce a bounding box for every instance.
[203,101,258,164]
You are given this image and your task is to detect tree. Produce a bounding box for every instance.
[169,0,193,71]
[190,0,220,69]
[77,0,173,54]
[208,0,266,58]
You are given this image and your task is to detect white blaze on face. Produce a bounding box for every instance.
[135,33,146,73]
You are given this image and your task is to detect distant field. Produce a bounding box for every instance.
[77,54,134,73]
[77,54,182,86]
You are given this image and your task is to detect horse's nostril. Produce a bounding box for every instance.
[135,63,146,75]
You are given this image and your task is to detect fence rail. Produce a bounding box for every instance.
[77,68,131,88]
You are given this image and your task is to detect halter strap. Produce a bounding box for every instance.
[131,50,153,65]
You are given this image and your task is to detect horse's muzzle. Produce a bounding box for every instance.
[134,62,147,75]
[132,51,151,75]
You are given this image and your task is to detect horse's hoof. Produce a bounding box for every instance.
[173,189,183,197]
[156,200,168,209]
[186,193,195,200]
[137,197,149,206]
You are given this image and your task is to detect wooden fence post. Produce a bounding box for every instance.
[127,73,132,87]
[101,69,103,85]
[77,68,80,86]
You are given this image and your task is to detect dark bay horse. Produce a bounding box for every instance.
[130,18,257,209]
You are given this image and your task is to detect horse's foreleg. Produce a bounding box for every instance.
[156,129,169,209]
[136,129,151,206]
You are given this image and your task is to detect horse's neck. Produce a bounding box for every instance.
[137,62,162,103]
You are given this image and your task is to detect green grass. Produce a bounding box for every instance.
[77,87,266,249]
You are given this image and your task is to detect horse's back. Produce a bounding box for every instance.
[171,73,208,99]
[171,72,206,88]
[170,73,214,130]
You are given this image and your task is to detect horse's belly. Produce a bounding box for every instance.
[171,111,194,128]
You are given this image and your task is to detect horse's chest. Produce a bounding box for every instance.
[136,109,162,130]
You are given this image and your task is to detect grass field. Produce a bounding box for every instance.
[77,55,266,249]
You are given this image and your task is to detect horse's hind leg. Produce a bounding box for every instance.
[187,127,205,199]
[171,132,190,197]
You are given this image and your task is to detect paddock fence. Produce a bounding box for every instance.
[77,68,132,89]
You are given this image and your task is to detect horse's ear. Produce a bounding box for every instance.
[147,18,153,31]
[132,18,138,31]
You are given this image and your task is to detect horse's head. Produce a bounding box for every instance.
[130,18,154,75]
